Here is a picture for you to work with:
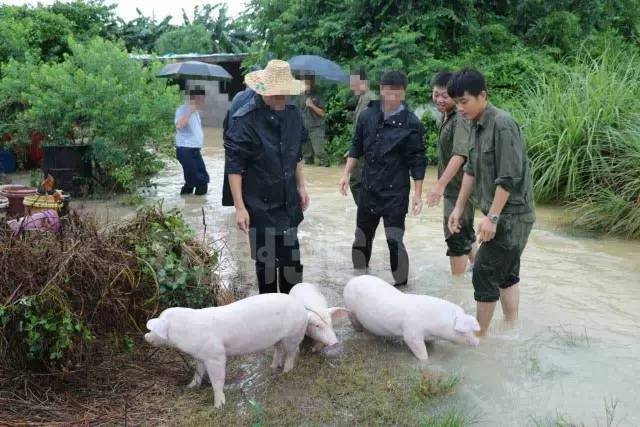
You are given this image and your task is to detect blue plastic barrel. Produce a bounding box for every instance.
[0,149,17,173]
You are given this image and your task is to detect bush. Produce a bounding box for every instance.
[0,206,230,372]
[0,5,73,63]
[0,37,180,192]
[527,11,583,57]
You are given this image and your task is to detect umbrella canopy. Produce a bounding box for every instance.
[156,61,232,81]
[288,55,349,84]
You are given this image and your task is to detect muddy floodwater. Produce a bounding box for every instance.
[28,128,640,425]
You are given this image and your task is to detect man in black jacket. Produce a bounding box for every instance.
[224,60,310,294]
[339,70,426,287]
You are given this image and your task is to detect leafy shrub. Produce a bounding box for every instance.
[477,23,519,53]
[0,37,180,192]
[527,11,582,57]
[0,206,230,371]
[0,5,73,63]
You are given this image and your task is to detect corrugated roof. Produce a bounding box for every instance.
[129,53,248,63]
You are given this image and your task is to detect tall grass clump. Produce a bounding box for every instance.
[519,46,640,238]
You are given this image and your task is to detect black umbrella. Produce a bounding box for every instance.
[156,61,232,81]
[288,55,349,84]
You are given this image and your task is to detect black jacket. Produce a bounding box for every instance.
[222,89,256,206]
[224,95,306,232]
[348,101,426,216]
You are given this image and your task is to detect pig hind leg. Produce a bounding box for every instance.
[281,332,304,373]
[348,312,364,332]
[204,356,227,408]
[271,341,286,370]
[187,359,207,388]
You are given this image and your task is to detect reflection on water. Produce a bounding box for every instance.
[62,128,640,425]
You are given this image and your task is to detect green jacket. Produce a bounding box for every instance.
[464,104,534,215]
[437,109,471,199]
[353,90,377,129]
[295,90,326,130]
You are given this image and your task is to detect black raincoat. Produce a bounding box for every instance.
[224,95,306,232]
[348,101,427,216]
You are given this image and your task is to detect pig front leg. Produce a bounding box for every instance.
[348,312,364,332]
[402,331,429,362]
[204,356,227,408]
[187,359,207,388]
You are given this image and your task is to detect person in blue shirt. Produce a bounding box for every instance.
[175,86,209,195]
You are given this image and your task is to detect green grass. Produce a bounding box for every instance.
[173,339,470,426]
[518,46,640,238]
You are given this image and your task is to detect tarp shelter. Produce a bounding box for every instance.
[131,53,248,127]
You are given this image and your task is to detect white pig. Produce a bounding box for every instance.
[289,283,350,352]
[144,293,307,408]
[343,275,480,361]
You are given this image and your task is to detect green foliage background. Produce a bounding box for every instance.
[0,0,638,236]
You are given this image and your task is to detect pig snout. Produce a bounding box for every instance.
[465,332,480,347]
[320,342,344,358]
[308,324,339,347]
[144,331,165,347]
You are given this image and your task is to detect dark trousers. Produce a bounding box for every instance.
[176,147,209,188]
[250,227,303,294]
[352,208,409,286]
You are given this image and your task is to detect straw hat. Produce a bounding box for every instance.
[245,60,306,96]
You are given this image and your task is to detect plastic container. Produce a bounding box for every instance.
[23,193,64,214]
[0,185,37,217]
[0,195,8,222]
[0,149,16,174]
[42,145,92,196]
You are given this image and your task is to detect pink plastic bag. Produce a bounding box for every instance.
[8,209,61,235]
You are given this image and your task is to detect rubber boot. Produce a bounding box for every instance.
[194,184,208,195]
[278,263,303,294]
[180,185,194,195]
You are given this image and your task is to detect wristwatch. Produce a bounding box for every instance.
[487,213,500,224]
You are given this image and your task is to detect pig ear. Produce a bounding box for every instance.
[147,318,169,339]
[454,314,480,333]
[328,307,350,322]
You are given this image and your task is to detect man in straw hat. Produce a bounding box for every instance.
[224,60,310,294]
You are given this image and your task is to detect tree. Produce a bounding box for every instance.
[47,0,119,40]
[154,24,212,55]
[116,8,173,53]
[186,4,252,53]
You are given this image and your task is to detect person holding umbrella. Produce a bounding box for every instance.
[224,60,310,294]
[175,86,209,195]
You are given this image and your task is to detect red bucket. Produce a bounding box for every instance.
[0,185,37,217]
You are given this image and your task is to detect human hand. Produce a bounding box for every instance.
[235,208,250,232]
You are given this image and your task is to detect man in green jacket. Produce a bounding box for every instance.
[298,75,328,166]
[348,68,377,205]
[447,69,535,337]
[426,71,477,275]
